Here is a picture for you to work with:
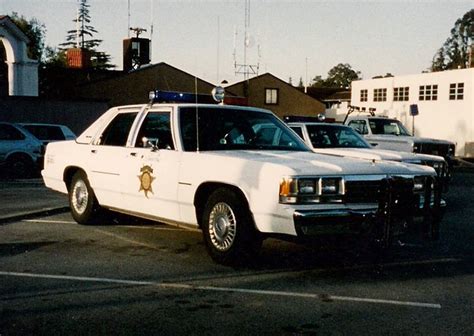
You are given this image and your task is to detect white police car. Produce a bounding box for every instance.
[42,89,444,265]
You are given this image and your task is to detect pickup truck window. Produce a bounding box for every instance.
[179,107,307,152]
[347,120,368,135]
[369,119,411,136]
[99,112,138,146]
[135,112,174,149]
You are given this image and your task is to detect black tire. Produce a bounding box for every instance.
[68,171,100,225]
[6,154,34,178]
[202,188,262,265]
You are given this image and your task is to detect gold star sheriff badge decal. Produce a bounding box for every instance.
[138,165,155,198]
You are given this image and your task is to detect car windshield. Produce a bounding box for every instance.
[369,119,411,136]
[179,107,308,152]
[305,124,371,149]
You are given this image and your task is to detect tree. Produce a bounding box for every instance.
[7,12,46,62]
[297,76,304,88]
[431,9,473,71]
[310,63,361,88]
[310,75,325,88]
[60,0,114,70]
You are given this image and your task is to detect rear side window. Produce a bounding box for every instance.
[99,112,137,146]
[0,124,25,141]
[24,125,65,141]
[348,120,368,135]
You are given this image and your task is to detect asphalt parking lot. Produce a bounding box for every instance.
[0,169,473,335]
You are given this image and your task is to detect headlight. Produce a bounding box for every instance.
[413,142,421,153]
[279,177,344,204]
[413,176,425,192]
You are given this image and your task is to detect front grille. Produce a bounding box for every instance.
[414,142,452,158]
[345,180,381,203]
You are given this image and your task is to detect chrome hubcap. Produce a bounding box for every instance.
[208,202,236,251]
[72,179,88,215]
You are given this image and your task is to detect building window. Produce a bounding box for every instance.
[394,87,409,101]
[419,84,438,101]
[449,83,464,100]
[360,89,368,102]
[373,88,387,102]
[265,88,279,105]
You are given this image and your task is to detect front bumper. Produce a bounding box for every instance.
[293,176,445,248]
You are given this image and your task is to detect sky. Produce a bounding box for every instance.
[1,0,473,86]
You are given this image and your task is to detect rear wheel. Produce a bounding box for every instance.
[69,171,100,225]
[202,188,262,265]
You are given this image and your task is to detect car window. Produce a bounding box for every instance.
[135,112,174,149]
[348,120,368,135]
[0,124,26,141]
[289,126,304,138]
[179,107,307,152]
[23,125,65,141]
[306,125,370,149]
[369,119,411,136]
[98,112,138,146]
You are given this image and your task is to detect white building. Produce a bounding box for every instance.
[350,68,474,157]
[0,15,38,96]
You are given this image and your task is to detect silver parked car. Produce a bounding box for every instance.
[0,122,44,178]
[20,123,76,146]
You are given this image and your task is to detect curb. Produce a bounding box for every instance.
[0,206,70,225]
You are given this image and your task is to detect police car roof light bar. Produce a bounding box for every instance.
[149,90,217,104]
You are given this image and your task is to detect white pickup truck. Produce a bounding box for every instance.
[42,91,444,265]
[344,115,456,168]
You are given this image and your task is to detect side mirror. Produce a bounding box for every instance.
[142,136,159,151]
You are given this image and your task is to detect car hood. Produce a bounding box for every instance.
[206,150,436,176]
[312,148,444,163]
[368,134,455,146]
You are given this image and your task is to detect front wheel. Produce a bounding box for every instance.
[69,171,100,225]
[202,188,262,265]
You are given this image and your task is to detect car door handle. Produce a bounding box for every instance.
[91,149,97,154]
[130,152,137,157]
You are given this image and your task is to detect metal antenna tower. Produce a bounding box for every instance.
[234,0,259,80]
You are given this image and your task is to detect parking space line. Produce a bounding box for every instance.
[23,219,76,224]
[0,271,441,309]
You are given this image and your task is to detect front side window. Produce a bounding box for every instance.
[449,83,464,100]
[179,107,307,152]
[360,89,368,102]
[265,88,279,105]
[98,112,137,146]
[419,84,438,101]
[373,88,387,102]
[394,87,409,101]
[0,124,25,141]
[135,112,174,149]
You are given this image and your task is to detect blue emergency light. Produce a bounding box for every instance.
[149,90,218,104]
[148,88,248,106]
